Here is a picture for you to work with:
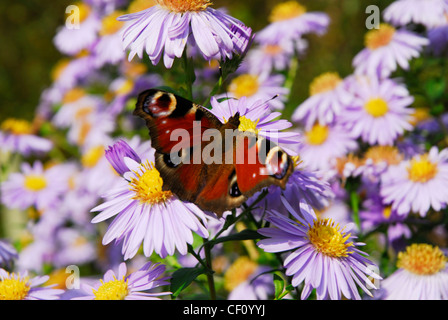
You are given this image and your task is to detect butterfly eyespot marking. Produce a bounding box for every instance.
[142,91,176,118]
[266,147,290,179]
[228,170,242,197]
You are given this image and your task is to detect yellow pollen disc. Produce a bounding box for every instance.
[269,1,306,22]
[291,155,302,169]
[51,59,70,81]
[62,87,86,104]
[306,124,329,145]
[116,79,135,96]
[1,118,33,135]
[309,72,342,96]
[128,0,157,14]
[81,146,105,168]
[100,11,126,36]
[77,121,92,146]
[93,276,129,300]
[364,145,402,165]
[263,44,283,56]
[71,2,91,23]
[229,74,260,99]
[364,98,389,117]
[0,274,31,300]
[24,175,47,192]
[156,0,212,13]
[382,206,392,219]
[46,269,70,290]
[407,155,438,183]
[307,218,354,258]
[129,161,172,204]
[397,244,447,275]
[74,106,94,121]
[238,116,259,134]
[365,23,396,50]
[224,256,258,291]
[409,108,431,126]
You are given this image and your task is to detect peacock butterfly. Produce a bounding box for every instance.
[134,89,293,216]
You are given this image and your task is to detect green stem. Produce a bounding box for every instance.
[203,239,216,300]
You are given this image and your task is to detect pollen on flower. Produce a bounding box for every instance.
[156,0,212,13]
[229,74,260,99]
[51,59,70,81]
[24,174,47,192]
[129,161,173,204]
[364,97,389,117]
[92,276,129,300]
[263,44,283,56]
[365,23,396,50]
[382,206,392,219]
[238,116,259,134]
[305,124,329,145]
[0,273,31,300]
[100,11,126,36]
[62,87,86,104]
[128,0,157,13]
[269,1,306,22]
[1,118,33,135]
[224,256,258,291]
[407,155,438,183]
[309,72,342,96]
[363,145,403,165]
[71,2,91,23]
[82,146,105,168]
[307,218,354,258]
[397,243,447,275]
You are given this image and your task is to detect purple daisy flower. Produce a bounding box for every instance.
[353,23,429,79]
[257,197,381,300]
[380,146,448,217]
[380,244,448,300]
[209,95,300,155]
[0,118,53,156]
[383,0,448,29]
[339,76,414,146]
[74,261,171,300]
[0,268,64,300]
[256,1,329,45]
[292,72,354,129]
[90,141,209,259]
[119,0,252,68]
[428,22,448,56]
[0,240,17,268]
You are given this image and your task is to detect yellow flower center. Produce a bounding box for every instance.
[237,116,259,134]
[51,59,70,81]
[305,124,329,145]
[93,276,129,300]
[156,0,212,13]
[382,206,392,219]
[24,174,47,192]
[307,218,354,258]
[1,118,33,135]
[224,256,258,291]
[309,72,342,96]
[365,23,396,50]
[100,11,126,36]
[407,155,438,183]
[364,145,402,165]
[62,87,86,104]
[0,274,31,300]
[229,74,260,99]
[69,2,91,23]
[129,161,173,204]
[269,1,306,22]
[74,106,94,121]
[410,108,431,126]
[263,44,283,56]
[291,155,302,169]
[364,98,389,117]
[81,146,105,168]
[127,0,157,13]
[77,121,92,146]
[397,244,446,275]
[115,79,135,96]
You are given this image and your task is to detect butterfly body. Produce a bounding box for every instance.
[134,89,293,215]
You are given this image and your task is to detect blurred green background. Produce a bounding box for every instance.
[0,0,393,122]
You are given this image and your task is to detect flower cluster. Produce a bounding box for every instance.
[1,0,448,301]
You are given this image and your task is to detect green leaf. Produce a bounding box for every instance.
[207,229,262,246]
[425,78,446,102]
[170,267,206,299]
[273,274,285,300]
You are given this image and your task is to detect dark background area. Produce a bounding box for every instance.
[0,0,393,122]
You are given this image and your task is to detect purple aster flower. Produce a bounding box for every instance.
[0,240,17,268]
[257,197,381,300]
[380,146,448,217]
[383,0,448,29]
[105,139,142,175]
[0,118,53,156]
[296,123,358,172]
[0,268,64,300]
[224,256,274,300]
[119,0,252,68]
[209,95,300,155]
[256,1,329,45]
[292,72,354,129]
[91,141,209,259]
[221,72,289,111]
[52,228,97,268]
[339,76,414,146]
[1,161,71,211]
[53,2,101,56]
[74,261,171,300]
[380,244,448,300]
[353,23,429,78]
[428,22,448,56]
